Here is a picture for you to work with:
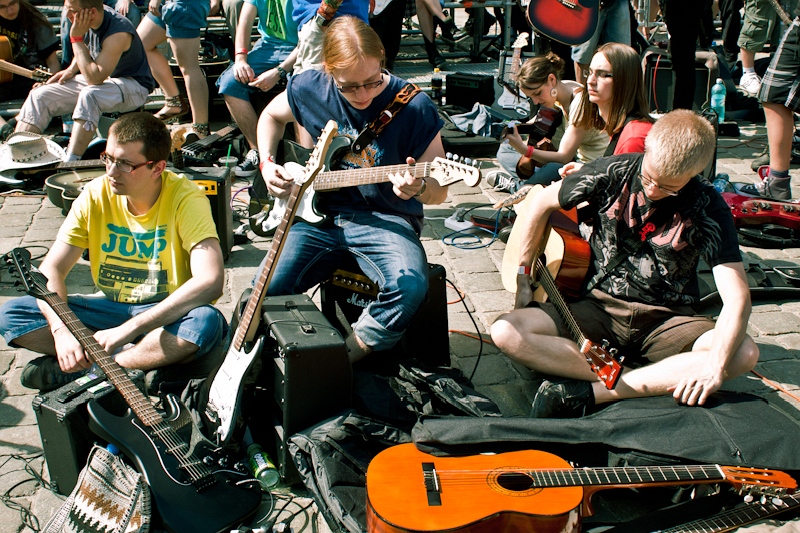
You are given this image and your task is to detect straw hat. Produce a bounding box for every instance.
[0,131,66,172]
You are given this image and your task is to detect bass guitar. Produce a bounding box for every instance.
[5,248,263,533]
[204,121,338,447]
[497,32,529,110]
[526,0,600,46]
[365,443,797,533]
[500,185,622,388]
[258,141,482,235]
[0,36,51,84]
[181,124,239,166]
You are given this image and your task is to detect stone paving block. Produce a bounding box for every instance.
[0,494,27,533]
[30,216,66,230]
[0,425,42,456]
[31,490,66,532]
[5,367,37,397]
[0,455,44,497]
[467,289,514,314]
[448,329,488,358]
[452,271,505,293]
[478,382,537,417]
[21,229,58,244]
[749,311,800,336]
[754,339,798,362]
[449,254,496,274]
[1,226,27,238]
[0,353,13,375]
[751,303,782,313]
[0,212,34,227]
[776,333,800,351]
[464,353,522,386]
[0,394,37,426]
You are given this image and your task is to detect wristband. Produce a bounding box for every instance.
[414,178,427,198]
[525,145,534,158]
[235,48,248,56]
[258,155,276,171]
[518,265,532,276]
[50,320,66,334]
[70,36,84,44]
[276,65,287,80]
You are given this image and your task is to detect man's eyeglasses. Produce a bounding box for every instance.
[585,68,613,79]
[335,76,384,94]
[0,0,19,10]
[100,152,152,173]
[639,172,680,197]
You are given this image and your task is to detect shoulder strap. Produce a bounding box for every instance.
[352,82,422,152]
[603,116,638,157]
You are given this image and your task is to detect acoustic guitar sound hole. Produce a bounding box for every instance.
[496,471,534,491]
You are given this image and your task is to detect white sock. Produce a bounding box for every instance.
[63,152,80,162]
[743,67,756,75]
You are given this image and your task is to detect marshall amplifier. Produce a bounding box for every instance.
[256,295,351,484]
[32,369,145,495]
[320,263,450,368]
[445,73,495,110]
[174,166,234,261]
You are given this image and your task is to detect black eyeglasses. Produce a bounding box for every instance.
[585,68,613,79]
[100,152,152,173]
[639,172,680,197]
[335,75,384,94]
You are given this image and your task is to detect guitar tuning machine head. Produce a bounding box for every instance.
[445,152,454,160]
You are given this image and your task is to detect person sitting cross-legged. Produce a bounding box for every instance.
[490,110,759,418]
[0,112,227,392]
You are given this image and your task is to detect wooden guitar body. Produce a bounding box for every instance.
[501,185,590,298]
[45,168,105,214]
[0,36,11,83]
[87,399,262,533]
[526,0,600,46]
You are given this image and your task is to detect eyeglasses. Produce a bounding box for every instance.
[100,152,152,173]
[585,68,613,79]
[335,75,384,94]
[0,0,19,10]
[639,172,680,197]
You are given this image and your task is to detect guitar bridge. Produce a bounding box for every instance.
[422,462,442,506]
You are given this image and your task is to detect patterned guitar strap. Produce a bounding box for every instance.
[351,83,422,153]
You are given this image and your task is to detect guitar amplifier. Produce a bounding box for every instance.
[172,166,234,261]
[32,369,145,495]
[320,263,450,368]
[643,47,720,113]
[445,73,495,110]
[256,295,351,484]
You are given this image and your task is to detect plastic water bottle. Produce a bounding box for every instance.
[246,443,280,490]
[710,78,726,123]
[431,68,443,105]
[61,114,74,133]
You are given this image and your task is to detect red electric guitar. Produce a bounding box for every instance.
[366,443,797,533]
[722,192,800,230]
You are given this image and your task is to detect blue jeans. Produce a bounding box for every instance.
[571,0,631,64]
[0,293,227,359]
[263,212,429,351]
[216,36,295,101]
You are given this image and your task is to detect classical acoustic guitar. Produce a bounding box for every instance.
[5,248,262,533]
[500,185,623,388]
[365,443,797,533]
[0,36,51,84]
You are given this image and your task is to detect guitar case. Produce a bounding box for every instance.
[696,257,800,309]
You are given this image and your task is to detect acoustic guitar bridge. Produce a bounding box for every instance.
[422,462,442,506]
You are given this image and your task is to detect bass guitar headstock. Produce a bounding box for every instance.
[4,248,55,301]
[430,154,482,187]
[300,120,338,191]
[721,465,797,499]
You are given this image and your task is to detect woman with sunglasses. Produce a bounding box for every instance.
[255,16,447,363]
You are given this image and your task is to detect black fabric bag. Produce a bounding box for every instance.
[412,392,800,471]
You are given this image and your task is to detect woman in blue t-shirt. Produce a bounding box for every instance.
[255,16,449,363]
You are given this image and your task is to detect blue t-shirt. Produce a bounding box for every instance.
[247,0,299,45]
[292,0,369,27]
[286,69,443,234]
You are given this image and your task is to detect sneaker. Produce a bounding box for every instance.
[21,355,88,392]
[751,145,769,172]
[737,168,792,200]
[486,170,520,193]
[530,378,595,418]
[739,72,762,97]
[234,149,259,178]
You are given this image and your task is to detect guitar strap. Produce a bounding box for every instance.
[352,82,422,153]
[603,116,636,157]
[583,178,700,294]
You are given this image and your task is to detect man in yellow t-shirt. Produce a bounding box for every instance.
[0,112,227,392]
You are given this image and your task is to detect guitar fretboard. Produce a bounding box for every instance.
[662,493,799,533]
[314,162,435,191]
[527,464,724,488]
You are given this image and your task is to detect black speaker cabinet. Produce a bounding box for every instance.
[320,263,450,368]
[643,47,720,113]
[445,73,495,110]
[258,295,351,484]
[179,166,234,261]
[32,370,145,495]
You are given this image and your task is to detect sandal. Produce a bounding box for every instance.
[192,123,210,138]
[154,94,189,122]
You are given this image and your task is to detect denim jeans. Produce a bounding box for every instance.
[264,212,429,351]
[0,293,227,358]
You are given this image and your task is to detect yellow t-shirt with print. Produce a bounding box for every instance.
[58,170,219,304]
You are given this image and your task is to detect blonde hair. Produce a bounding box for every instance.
[644,110,715,180]
[322,16,385,73]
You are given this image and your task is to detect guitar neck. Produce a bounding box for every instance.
[182,126,236,154]
[41,292,164,428]
[531,464,725,488]
[314,162,434,191]
[534,257,586,346]
[0,59,35,80]
[662,493,800,533]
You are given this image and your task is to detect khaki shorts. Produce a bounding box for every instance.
[535,289,715,364]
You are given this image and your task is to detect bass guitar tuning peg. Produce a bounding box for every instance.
[743,493,754,503]
[445,152,454,160]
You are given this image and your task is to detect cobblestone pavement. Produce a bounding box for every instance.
[0,120,799,532]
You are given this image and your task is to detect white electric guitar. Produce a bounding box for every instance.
[203,121,337,447]
[497,32,529,110]
[257,150,483,235]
